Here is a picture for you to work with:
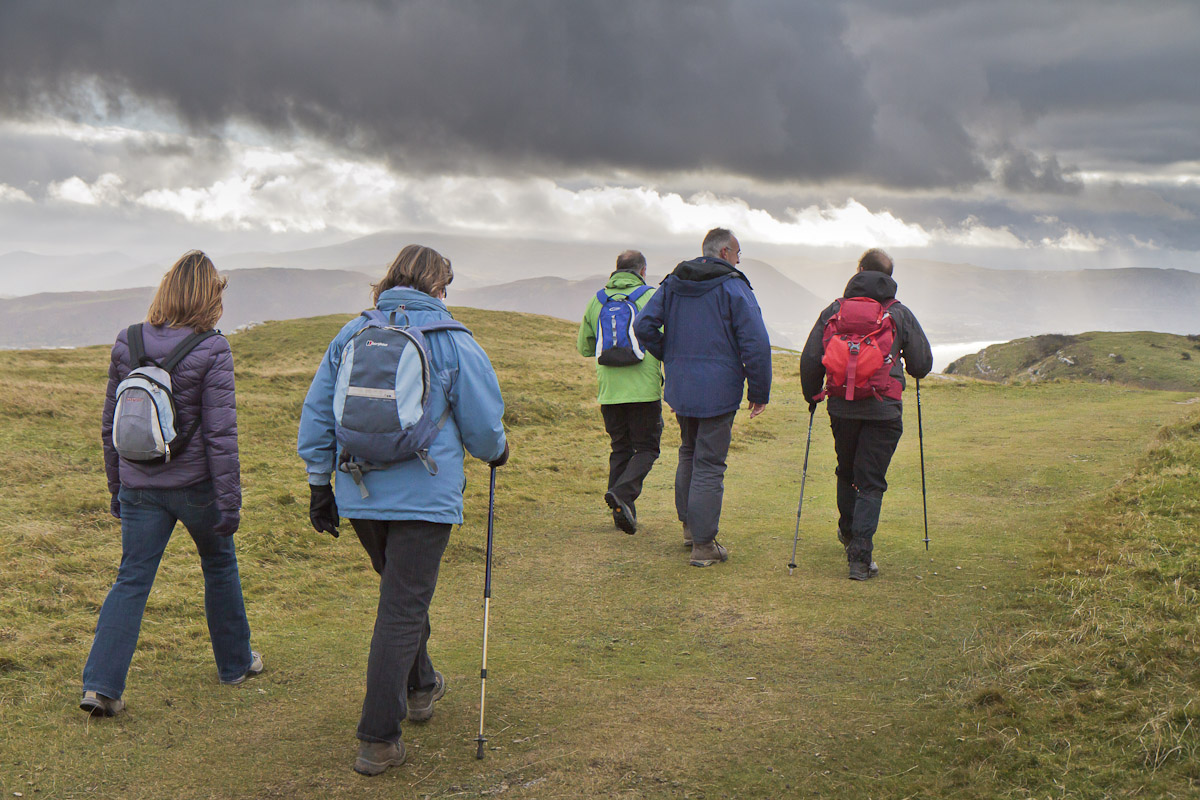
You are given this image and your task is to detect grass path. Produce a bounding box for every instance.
[1,311,1195,799]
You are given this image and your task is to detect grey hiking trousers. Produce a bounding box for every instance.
[674,411,737,545]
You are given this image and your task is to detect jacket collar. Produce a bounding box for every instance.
[376,286,448,314]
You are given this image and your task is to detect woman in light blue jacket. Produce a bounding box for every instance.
[298,245,508,776]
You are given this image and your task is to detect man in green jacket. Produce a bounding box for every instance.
[577,250,664,535]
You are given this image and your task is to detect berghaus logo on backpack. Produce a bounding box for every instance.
[112,324,218,464]
[594,286,650,367]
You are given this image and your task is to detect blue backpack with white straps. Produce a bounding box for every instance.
[594,285,650,367]
[333,309,470,496]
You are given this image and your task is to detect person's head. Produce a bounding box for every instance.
[701,227,740,265]
[857,248,893,276]
[613,249,647,278]
[146,250,228,331]
[372,244,454,303]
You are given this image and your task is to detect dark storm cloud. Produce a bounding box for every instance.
[0,0,878,182]
[997,151,1081,195]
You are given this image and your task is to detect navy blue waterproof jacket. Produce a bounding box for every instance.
[633,256,772,418]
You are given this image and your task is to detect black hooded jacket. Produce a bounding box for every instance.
[800,270,933,421]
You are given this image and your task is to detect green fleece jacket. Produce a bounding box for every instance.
[577,271,663,404]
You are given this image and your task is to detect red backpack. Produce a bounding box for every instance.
[816,297,903,402]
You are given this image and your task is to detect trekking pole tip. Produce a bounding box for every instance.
[787,563,796,574]
[476,736,486,759]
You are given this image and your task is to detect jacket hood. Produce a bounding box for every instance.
[375,286,449,315]
[669,256,751,296]
[605,270,648,291]
[842,270,898,302]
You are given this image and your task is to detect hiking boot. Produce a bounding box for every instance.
[407,671,446,723]
[222,651,264,685]
[605,491,637,535]
[354,739,407,776]
[689,540,729,567]
[682,523,693,548]
[80,691,124,717]
[848,561,874,581]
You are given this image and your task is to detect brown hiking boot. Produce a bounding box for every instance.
[689,540,729,567]
[80,691,124,717]
[354,739,407,776]
[407,671,445,722]
[682,523,693,548]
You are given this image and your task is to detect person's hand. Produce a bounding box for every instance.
[488,442,510,469]
[110,494,121,519]
[213,510,240,537]
[309,483,340,537]
[748,402,767,419]
[807,400,818,414]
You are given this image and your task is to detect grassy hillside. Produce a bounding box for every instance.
[2,309,1199,798]
[946,330,1200,390]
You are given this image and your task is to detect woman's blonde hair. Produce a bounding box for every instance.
[372,245,454,304]
[146,250,228,331]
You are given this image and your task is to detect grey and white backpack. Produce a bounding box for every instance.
[111,324,218,463]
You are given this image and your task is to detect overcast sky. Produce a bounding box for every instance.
[1,0,1198,286]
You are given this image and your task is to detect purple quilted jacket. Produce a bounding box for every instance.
[101,324,241,515]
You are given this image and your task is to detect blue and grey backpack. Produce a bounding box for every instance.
[594,285,650,367]
[333,309,470,497]
[111,324,218,463]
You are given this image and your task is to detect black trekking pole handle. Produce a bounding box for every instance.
[916,379,930,550]
[787,407,816,575]
[476,466,497,759]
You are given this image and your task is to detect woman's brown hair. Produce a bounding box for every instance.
[371,245,454,304]
[146,250,228,331]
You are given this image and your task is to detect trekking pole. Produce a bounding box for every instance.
[916,379,930,550]
[787,406,816,575]
[475,466,497,759]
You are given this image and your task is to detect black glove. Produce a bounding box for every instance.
[309,483,340,537]
[808,400,818,414]
[110,494,121,519]
[213,510,240,537]
[488,442,510,469]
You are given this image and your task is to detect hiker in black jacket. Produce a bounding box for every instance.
[800,249,933,581]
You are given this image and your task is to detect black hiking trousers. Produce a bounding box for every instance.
[601,400,663,512]
[351,518,452,744]
[829,414,903,565]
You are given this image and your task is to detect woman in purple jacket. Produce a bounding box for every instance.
[81,250,260,717]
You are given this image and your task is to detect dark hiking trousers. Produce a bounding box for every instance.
[675,411,736,545]
[601,400,663,512]
[351,518,452,744]
[830,415,903,565]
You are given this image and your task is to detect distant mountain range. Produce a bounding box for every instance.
[0,268,374,349]
[4,232,1200,351]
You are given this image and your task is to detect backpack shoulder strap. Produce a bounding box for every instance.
[596,289,610,305]
[627,285,651,304]
[126,324,149,367]
[361,308,388,326]
[160,330,220,373]
[413,320,472,337]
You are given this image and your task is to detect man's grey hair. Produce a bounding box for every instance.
[701,228,736,259]
[858,248,893,276]
[614,249,647,274]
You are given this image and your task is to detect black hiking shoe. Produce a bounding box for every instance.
[407,671,446,722]
[605,491,637,535]
[849,561,874,581]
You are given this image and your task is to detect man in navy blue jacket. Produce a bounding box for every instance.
[634,228,772,567]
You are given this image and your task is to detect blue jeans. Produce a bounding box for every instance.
[82,484,253,698]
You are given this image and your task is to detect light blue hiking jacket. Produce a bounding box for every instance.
[297,287,507,523]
